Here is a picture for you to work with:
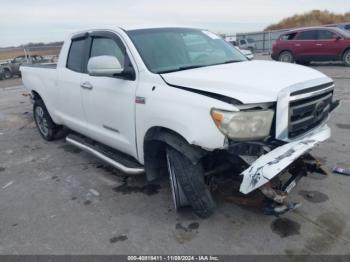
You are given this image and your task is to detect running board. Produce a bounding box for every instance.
[66,134,144,175]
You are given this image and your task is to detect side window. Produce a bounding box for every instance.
[297,30,317,40]
[317,30,336,40]
[90,37,125,66]
[239,40,246,45]
[280,32,297,40]
[344,24,350,30]
[67,39,86,72]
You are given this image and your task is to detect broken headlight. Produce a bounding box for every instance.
[211,109,274,140]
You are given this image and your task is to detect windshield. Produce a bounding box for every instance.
[333,27,350,37]
[127,28,247,74]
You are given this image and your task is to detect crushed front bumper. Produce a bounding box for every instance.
[239,124,330,194]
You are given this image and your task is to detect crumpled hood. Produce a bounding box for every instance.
[161,60,332,104]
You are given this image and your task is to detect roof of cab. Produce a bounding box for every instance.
[69,25,203,39]
[119,24,200,31]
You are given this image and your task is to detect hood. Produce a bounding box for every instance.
[161,60,331,104]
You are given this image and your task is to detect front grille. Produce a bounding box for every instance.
[288,86,333,139]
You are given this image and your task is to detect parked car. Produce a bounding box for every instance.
[21,26,338,218]
[1,54,47,79]
[271,27,350,66]
[238,38,256,51]
[225,39,254,60]
[337,23,350,32]
[326,22,350,32]
[0,66,5,80]
[236,47,254,60]
[227,41,254,60]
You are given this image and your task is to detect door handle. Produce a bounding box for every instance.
[80,82,93,90]
[316,43,323,46]
[295,44,301,47]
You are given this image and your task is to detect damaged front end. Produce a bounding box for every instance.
[207,80,340,215]
[223,124,331,216]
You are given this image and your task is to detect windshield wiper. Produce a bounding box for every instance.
[222,60,242,64]
[158,60,242,74]
[158,65,206,74]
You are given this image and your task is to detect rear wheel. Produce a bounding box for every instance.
[166,147,216,218]
[33,99,61,141]
[278,51,294,63]
[3,69,12,79]
[343,49,350,67]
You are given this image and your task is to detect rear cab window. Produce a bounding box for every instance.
[67,38,87,72]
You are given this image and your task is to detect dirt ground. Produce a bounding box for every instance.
[0,47,60,60]
[0,60,350,254]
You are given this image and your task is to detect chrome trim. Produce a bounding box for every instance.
[66,137,144,175]
[103,124,120,133]
[290,85,334,101]
[291,93,332,110]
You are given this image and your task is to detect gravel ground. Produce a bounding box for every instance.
[0,61,349,254]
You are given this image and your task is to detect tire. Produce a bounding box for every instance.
[297,60,310,66]
[3,69,12,79]
[278,51,294,63]
[166,147,216,218]
[343,49,350,67]
[33,99,61,141]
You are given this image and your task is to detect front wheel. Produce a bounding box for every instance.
[343,49,350,67]
[166,147,216,218]
[33,99,61,141]
[278,51,294,63]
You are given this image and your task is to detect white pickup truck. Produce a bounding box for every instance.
[21,26,339,218]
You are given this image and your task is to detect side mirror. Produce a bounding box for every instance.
[87,56,124,77]
[334,35,341,41]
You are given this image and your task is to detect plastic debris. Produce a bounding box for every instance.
[333,167,350,176]
[2,181,14,189]
[89,189,100,196]
[263,202,302,216]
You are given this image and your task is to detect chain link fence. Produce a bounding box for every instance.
[234,29,288,54]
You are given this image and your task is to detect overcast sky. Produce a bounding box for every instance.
[1,0,349,47]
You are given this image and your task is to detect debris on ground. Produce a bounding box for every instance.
[333,167,350,176]
[89,188,100,196]
[109,235,128,243]
[263,202,302,216]
[174,222,199,244]
[2,181,14,189]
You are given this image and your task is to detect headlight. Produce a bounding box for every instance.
[211,108,274,140]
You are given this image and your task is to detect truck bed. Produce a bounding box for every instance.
[21,63,57,69]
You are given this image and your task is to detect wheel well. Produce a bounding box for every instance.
[342,47,350,57]
[31,90,43,101]
[143,127,207,181]
[279,49,294,57]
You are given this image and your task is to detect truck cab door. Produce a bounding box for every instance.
[80,32,139,159]
[56,37,89,134]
